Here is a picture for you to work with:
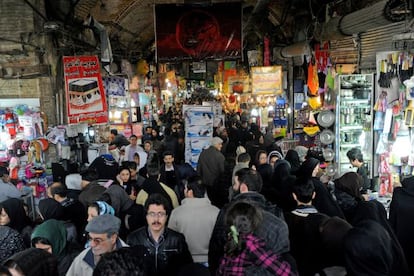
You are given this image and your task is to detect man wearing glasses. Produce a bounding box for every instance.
[66,214,127,276]
[127,193,193,275]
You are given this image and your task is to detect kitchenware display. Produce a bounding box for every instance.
[320,129,335,145]
[336,74,374,178]
[353,88,370,99]
[340,89,353,98]
[322,148,335,162]
[341,81,353,89]
[317,110,335,128]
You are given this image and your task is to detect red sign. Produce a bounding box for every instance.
[63,56,108,124]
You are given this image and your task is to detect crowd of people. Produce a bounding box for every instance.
[0,114,413,276]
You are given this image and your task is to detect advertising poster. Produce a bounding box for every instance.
[155,3,242,61]
[63,56,108,124]
[251,66,283,95]
[183,105,213,168]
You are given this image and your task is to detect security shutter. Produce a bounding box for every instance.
[329,36,358,65]
[360,21,407,70]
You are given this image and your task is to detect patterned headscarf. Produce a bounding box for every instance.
[96,201,115,216]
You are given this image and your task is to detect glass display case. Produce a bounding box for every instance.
[335,74,374,178]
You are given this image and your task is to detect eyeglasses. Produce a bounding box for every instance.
[147,211,167,218]
[87,235,110,245]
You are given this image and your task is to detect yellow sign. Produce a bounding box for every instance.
[251,66,282,95]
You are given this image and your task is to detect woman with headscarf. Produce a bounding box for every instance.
[344,220,409,276]
[284,149,301,175]
[297,158,344,218]
[389,175,414,274]
[0,225,25,263]
[333,172,365,222]
[267,150,283,169]
[87,201,115,222]
[0,198,33,247]
[318,216,352,271]
[255,150,273,203]
[4,248,58,276]
[334,172,392,231]
[218,201,296,276]
[38,198,77,243]
[252,149,267,169]
[268,158,296,212]
[31,219,82,275]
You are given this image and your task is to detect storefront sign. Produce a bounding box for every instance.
[251,66,282,95]
[63,56,108,124]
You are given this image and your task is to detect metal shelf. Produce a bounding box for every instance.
[339,125,364,131]
[340,143,361,148]
[339,99,370,105]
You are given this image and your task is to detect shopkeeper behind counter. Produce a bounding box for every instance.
[347,148,370,193]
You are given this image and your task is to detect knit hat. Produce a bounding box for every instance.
[235,145,246,157]
[267,150,283,164]
[295,146,309,163]
[85,214,121,234]
[211,136,223,146]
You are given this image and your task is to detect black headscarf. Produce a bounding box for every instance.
[284,149,301,175]
[344,220,406,276]
[0,198,31,233]
[334,172,364,201]
[344,220,392,275]
[319,216,352,266]
[38,198,65,220]
[272,159,291,181]
[297,157,319,178]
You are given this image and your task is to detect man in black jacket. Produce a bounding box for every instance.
[208,168,293,275]
[127,193,193,276]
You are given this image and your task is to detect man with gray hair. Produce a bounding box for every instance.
[66,214,127,276]
[197,137,225,207]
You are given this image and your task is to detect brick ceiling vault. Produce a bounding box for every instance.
[54,0,391,61]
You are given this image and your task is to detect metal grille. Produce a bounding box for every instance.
[360,21,408,70]
[329,36,358,65]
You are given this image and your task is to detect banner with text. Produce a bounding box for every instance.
[63,56,108,124]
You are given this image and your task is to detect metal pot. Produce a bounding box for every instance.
[344,114,355,125]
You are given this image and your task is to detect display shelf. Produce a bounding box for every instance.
[340,143,361,148]
[339,125,364,131]
[340,99,371,105]
[335,74,374,178]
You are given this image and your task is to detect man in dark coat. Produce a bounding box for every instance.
[49,182,87,244]
[78,169,106,208]
[208,168,291,275]
[284,177,331,276]
[197,137,225,207]
[127,194,193,276]
[197,137,225,187]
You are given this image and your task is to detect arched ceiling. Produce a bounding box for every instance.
[43,0,383,62]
